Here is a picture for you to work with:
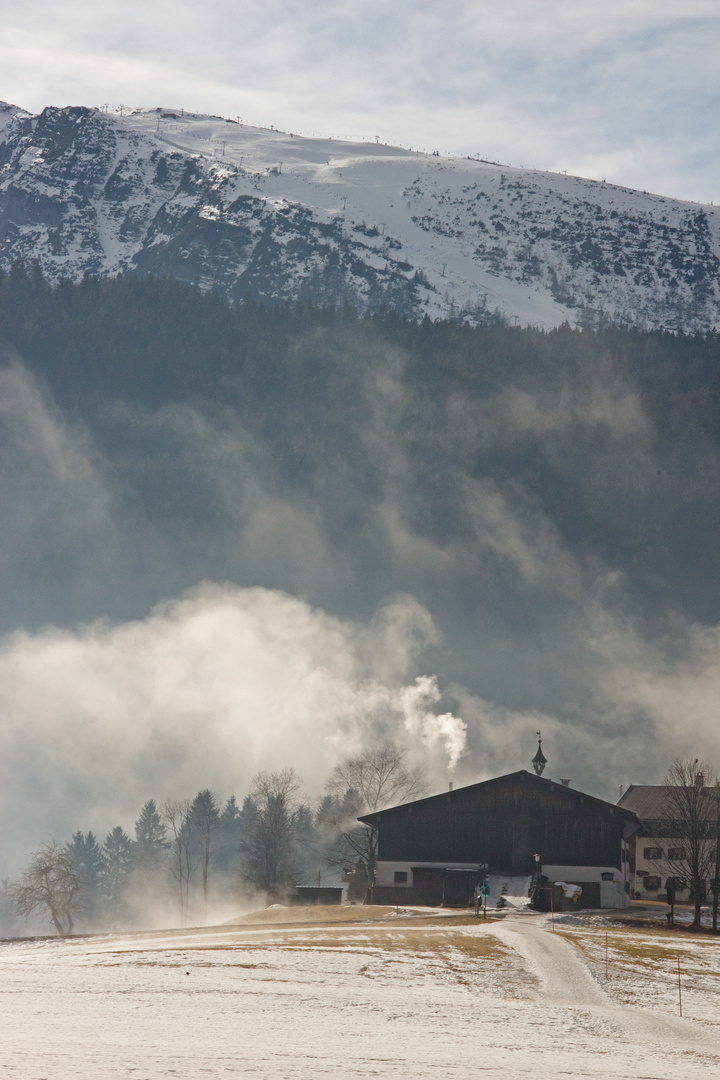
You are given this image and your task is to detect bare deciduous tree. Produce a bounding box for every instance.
[324,742,426,895]
[10,841,80,936]
[161,799,195,925]
[660,759,718,931]
[711,780,720,933]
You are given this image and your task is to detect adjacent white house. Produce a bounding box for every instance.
[618,784,717,903]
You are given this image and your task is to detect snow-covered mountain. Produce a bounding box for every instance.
[1,101,719,330]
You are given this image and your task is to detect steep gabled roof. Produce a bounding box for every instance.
[619,784,718,825]
[359,769,639,826]
[618,785,675,820]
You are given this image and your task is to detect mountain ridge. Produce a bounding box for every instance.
[1,102,719,331]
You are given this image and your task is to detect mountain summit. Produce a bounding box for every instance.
[1,102,718,330]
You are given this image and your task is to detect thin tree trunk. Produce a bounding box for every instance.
[693,849,703,931]
[713,784,720,933]
[49,905,65,936]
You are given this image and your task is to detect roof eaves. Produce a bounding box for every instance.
[358,768,639,825]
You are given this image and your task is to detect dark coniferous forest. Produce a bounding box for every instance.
[2,264,719,633]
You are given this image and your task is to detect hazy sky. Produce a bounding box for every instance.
[2,321,720,873]
[3,2,720,875]
[2,0,719,202]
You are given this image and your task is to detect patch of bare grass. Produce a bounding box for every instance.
[213,923,497,955]
[223,904,478,930]
[556,923,720,1019]
[612,914,720,939]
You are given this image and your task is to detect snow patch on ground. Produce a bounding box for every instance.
[2,913,719,1078]
[486,873,532,910]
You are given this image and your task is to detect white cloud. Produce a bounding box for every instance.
[0,583,462,873]
[1,1,718,199]
[4,561,719,877]
[451,599,720,799]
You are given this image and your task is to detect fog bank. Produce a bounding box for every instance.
[0,584,467,873]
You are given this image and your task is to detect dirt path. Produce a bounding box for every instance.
[492,911,714,1050]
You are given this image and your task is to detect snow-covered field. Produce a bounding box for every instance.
[2,908,720,1079]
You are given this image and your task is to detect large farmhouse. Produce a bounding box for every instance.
[360,758,638,909]
[618,784,717,903]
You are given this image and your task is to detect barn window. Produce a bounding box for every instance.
[643,846,663,860]
[394,871,408,884]
[644,876,661,890]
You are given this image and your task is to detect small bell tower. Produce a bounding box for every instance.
[532,731,547,776]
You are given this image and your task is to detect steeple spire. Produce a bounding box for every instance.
[532,731,547,776]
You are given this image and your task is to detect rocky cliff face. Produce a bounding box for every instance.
[1,101,719,330]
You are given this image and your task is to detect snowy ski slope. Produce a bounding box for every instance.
[1,102,719,330]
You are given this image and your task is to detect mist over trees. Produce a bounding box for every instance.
[240,770,306,894]
[7,747,420,935]
[324,743,427,897]
[9,842,80,936]
[2,266,720,892]
[15,751,720,938]
[2,263,720,645]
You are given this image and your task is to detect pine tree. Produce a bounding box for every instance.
[0,875,18,936]
[132,799,170,911]
[134,800,169,868]
[188,789,220,916]
[240,770,304,896]
[101,826,134,927]
[66,831,105,928]
[215,795,244,877]
[292,803,318,886]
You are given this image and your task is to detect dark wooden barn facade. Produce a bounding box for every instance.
[360,769,639,908]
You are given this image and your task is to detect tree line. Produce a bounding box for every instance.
[3,261,720,418]
[4,746,720,937]
[3,743,425,936]
[2,262,720,641]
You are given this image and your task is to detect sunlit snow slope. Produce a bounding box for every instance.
[2,102,719,330]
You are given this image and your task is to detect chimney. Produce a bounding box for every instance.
[560,778,571,787]
[448,781,453,791]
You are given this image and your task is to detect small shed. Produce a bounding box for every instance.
[292,886,343,906]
